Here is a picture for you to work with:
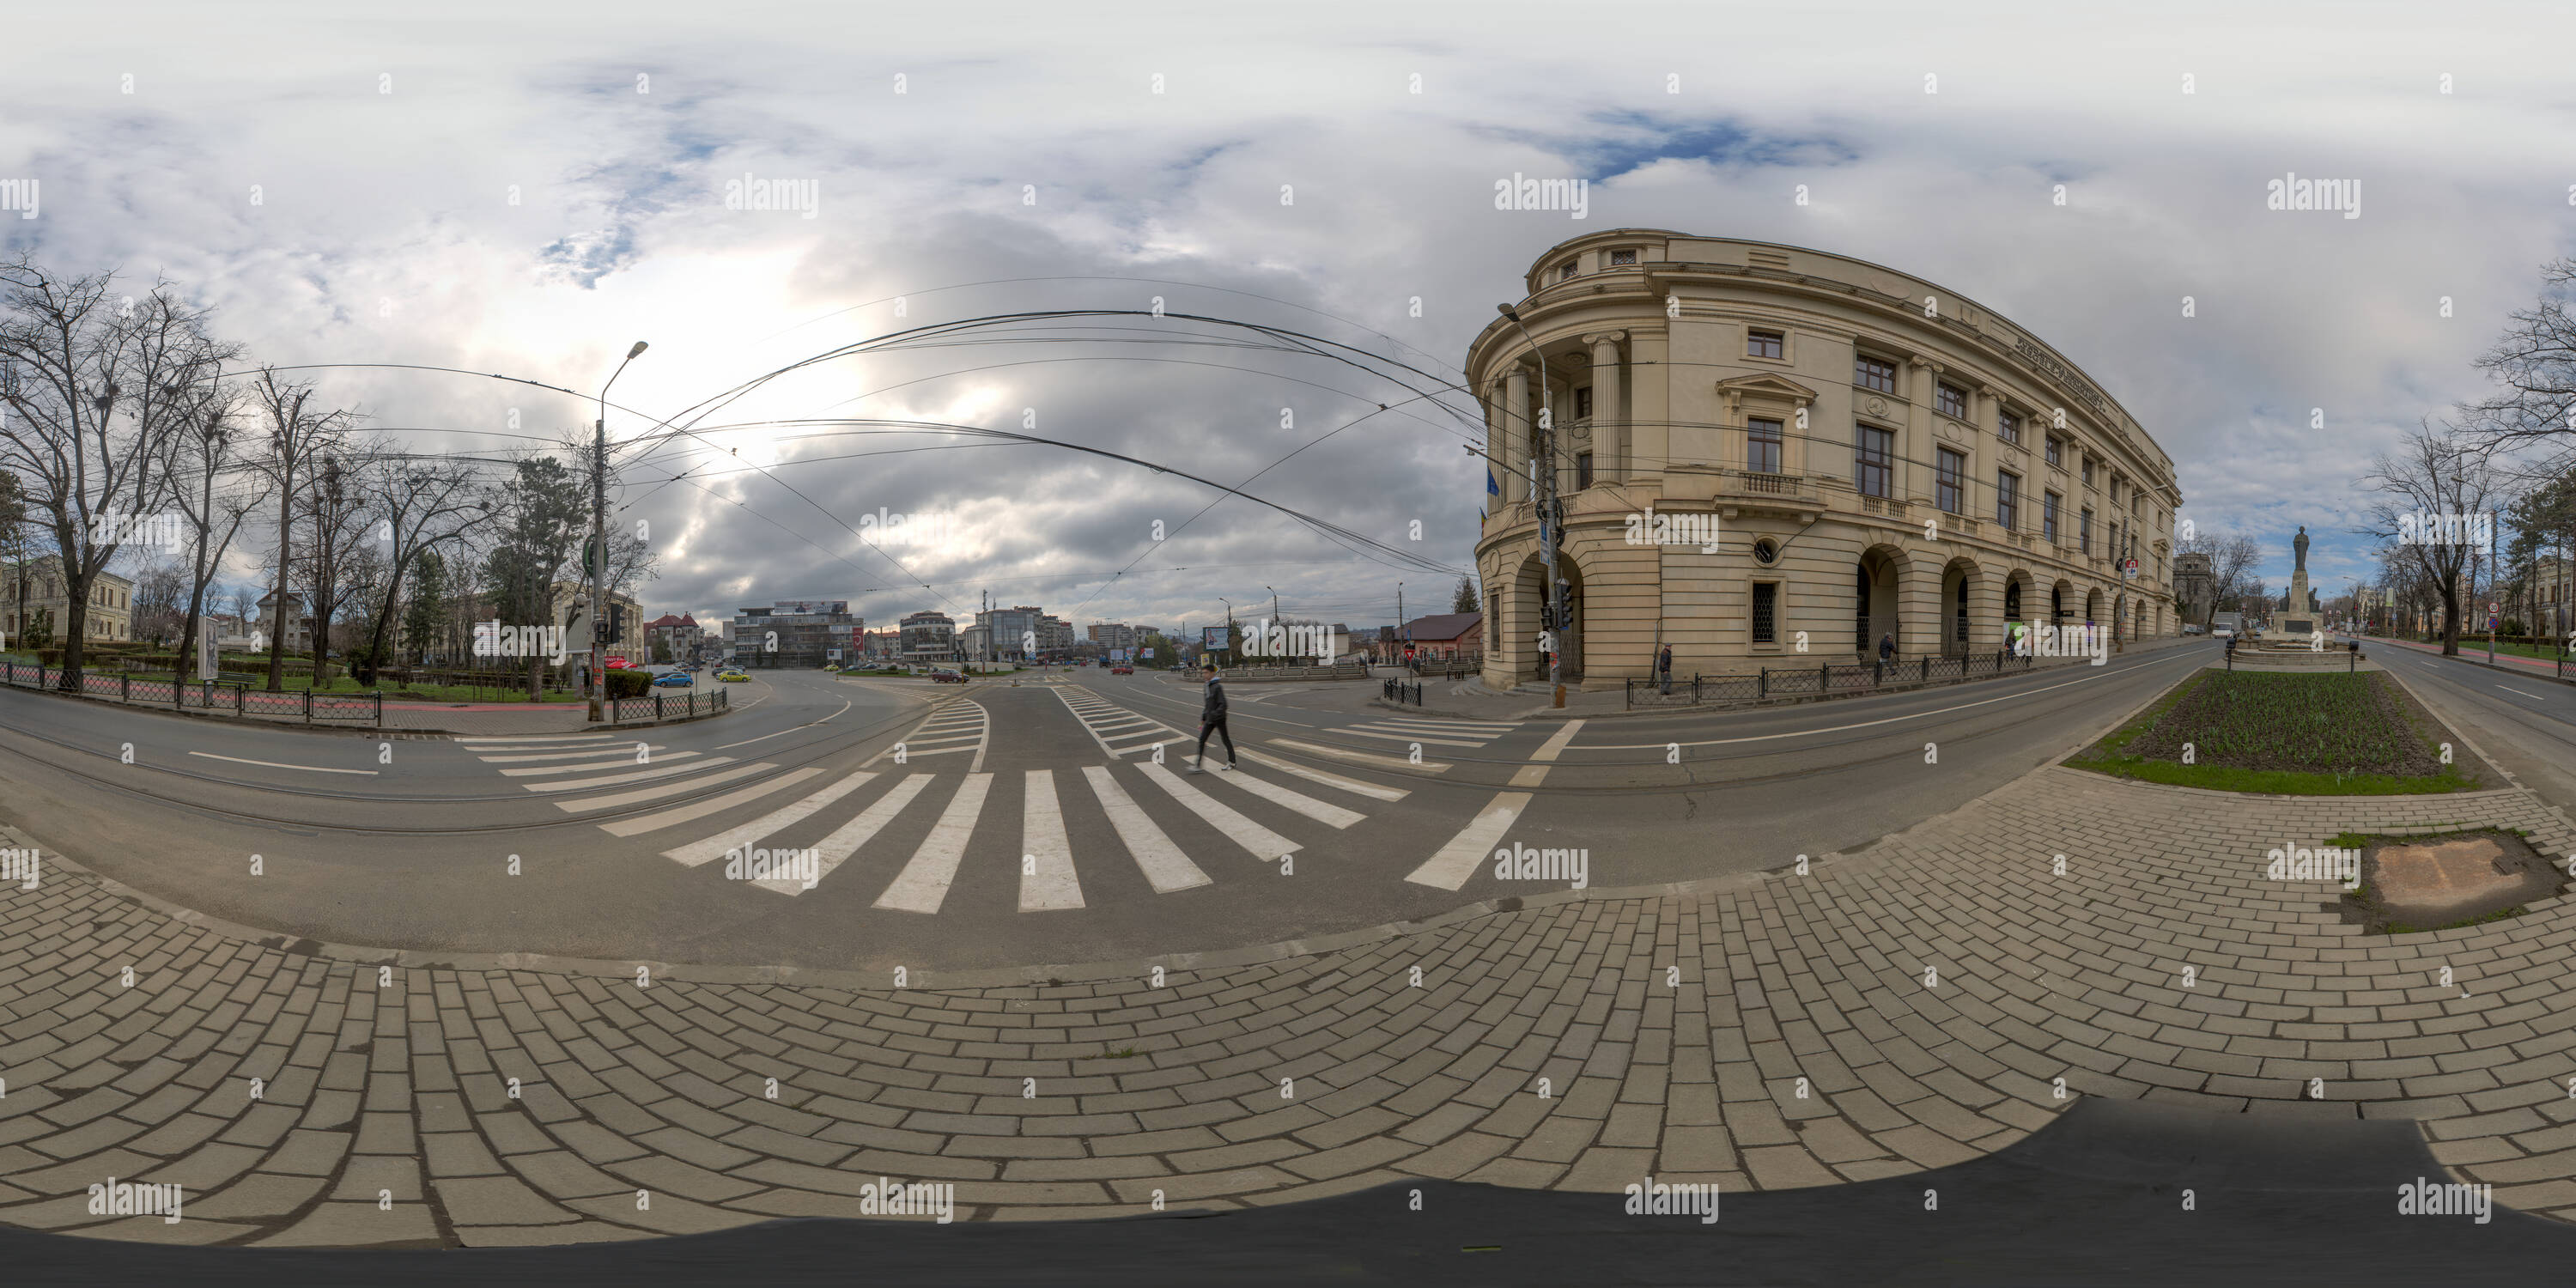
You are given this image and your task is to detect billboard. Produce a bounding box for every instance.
[1109,648,1127,662]
[1139,647,1154,659]
[1202,626,1230,650]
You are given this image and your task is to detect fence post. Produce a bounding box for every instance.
[303,687,313,723]
[1820,662,1829,693]
[121,672,130,702]
[1921,657,1929,683]
[1759,668,1768,699]
[374,691,383,728]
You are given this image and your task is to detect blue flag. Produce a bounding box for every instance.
[1486,470,1499,495]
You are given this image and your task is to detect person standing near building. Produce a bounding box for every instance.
[1658,643,1673,696]
[1192,658,1235,772]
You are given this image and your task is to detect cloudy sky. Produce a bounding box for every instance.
[6,1,2571,632]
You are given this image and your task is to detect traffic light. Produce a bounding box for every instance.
[608,603,625,638]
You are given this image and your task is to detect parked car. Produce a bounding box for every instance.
[2182,623,2205,635]
[1110,665,1133,675]
[929,669,967,683]
[718,669,750,682]
[2213,628,2234,639]
[652,671,692,688]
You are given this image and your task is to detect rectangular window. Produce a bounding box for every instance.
[1998,410,2020,445]
[1608,248,1637,266]
[1747,329,1783,360]
[1855,425,1893,498]
[1558,262,1577,281]
[2044,491,2061,542]
[1935,383,1966,419]
[1576,452,1594,489]
[1855,355,1898,394]
[2044,435,2062,467]
[1996,471,2019,531]
[1752,582,1778,644]
[1747,417,1783,474]
[2082,456,2095,487]
[2081,507,2094,554]
[1574,386,1593,420]
[1936,447,1965,514]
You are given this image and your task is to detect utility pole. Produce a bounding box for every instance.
[588,342,647,720]
[1497,303,1566,707]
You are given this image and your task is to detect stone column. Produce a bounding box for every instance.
[1905,357,1937,508]
[1503,363,1531,504]
[1583,331,1626,483]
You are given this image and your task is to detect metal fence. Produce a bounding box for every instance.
[1382,677,1423,706]
[1625,650,2039,709]
[1,662,383,724]
[609,687,731,724]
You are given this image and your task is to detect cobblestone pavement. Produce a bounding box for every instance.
[7,767,2576,1246]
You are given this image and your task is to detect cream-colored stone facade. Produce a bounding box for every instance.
[1,556,133,644]
[1472,231,2182,689]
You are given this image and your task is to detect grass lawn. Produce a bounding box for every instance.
[2067,667,2484,794]
[2380,635,2568,665]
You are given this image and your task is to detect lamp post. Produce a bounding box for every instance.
[1497,302,1566,706]
[587,341,647,720]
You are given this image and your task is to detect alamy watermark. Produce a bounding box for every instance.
[2266,841,2360,890]
[858,1177,954,1223]
[725,846,819,890]
[1,847,37,891]
[854,507,957,548]
[2396,510,2494,552]
[1492,841,1588,889]
[2008,621,2109,666]
[724,171,818,219]
[2266,172,2360,219]
[2397,1176,2491,1223]
[1241,617,1335,663]
[1493,173,1588,220]
[1624,1176,1718,1223]
[472,622,568,665]
[90,512,185,553]
[0,178,35,220]
[1624,506,1720,554]
[88,1177,183,1224]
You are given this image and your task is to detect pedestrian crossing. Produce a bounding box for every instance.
[453,732,756,803]
[1328,715,1517,750]
[598,751,1407,912]
[1054,686,1185,758]
[873,699,989,772]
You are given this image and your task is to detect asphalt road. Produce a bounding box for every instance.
[0,648,2225,974]
[2368,638,2576,817]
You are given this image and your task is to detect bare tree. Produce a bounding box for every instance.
[161,375,270,676]
[2362,425,2506,655]
[247,368,353,690]
[127,556,187,647]
[2458,258,2576,466]
[0,257,233,686]
[295,449,378,687]
[353,453,488,684]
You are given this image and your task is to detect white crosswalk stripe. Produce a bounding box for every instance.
[1079,765,1209,892]
[1055,686,1185,757]
[626,749,1436,909]
[501,750,703,777]
[1018,770,1083,911]
[556,762,775,813]
[661,770,878,867]
[1405,792,1530,890]
[525,756,732,793]
[873,773,992,913]
[1135,761,1300,862]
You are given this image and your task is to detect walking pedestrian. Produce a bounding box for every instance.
[1657,643,1673,696]
[1877,632,1896,663]
[1192,658,1235,772]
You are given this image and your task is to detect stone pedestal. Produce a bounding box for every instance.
[2280,569,2315,638]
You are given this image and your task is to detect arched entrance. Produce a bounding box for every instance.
[1856,546,1905,657]
[2050,580,2075,626]
[1941,558,1980,658]
[2083,587,2103,628]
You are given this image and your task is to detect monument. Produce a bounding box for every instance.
[2280,526,2317,638]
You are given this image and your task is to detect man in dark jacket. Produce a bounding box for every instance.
[1878,633,1896,662]
[1193,659,1235,772]
[1657,644,1674,695]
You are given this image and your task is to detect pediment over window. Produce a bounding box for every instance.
[1715,374,1818,403]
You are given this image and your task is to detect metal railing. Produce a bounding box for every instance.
[1382,677,1422,706]
[1625,649,2038,709]
[608,687,732,724]
[2,661,380,725]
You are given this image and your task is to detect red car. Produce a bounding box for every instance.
[929,669,967,683]
[1110,665,1133,675]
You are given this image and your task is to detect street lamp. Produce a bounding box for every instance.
[586,340,647,720]
[1498,301,1567,704]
